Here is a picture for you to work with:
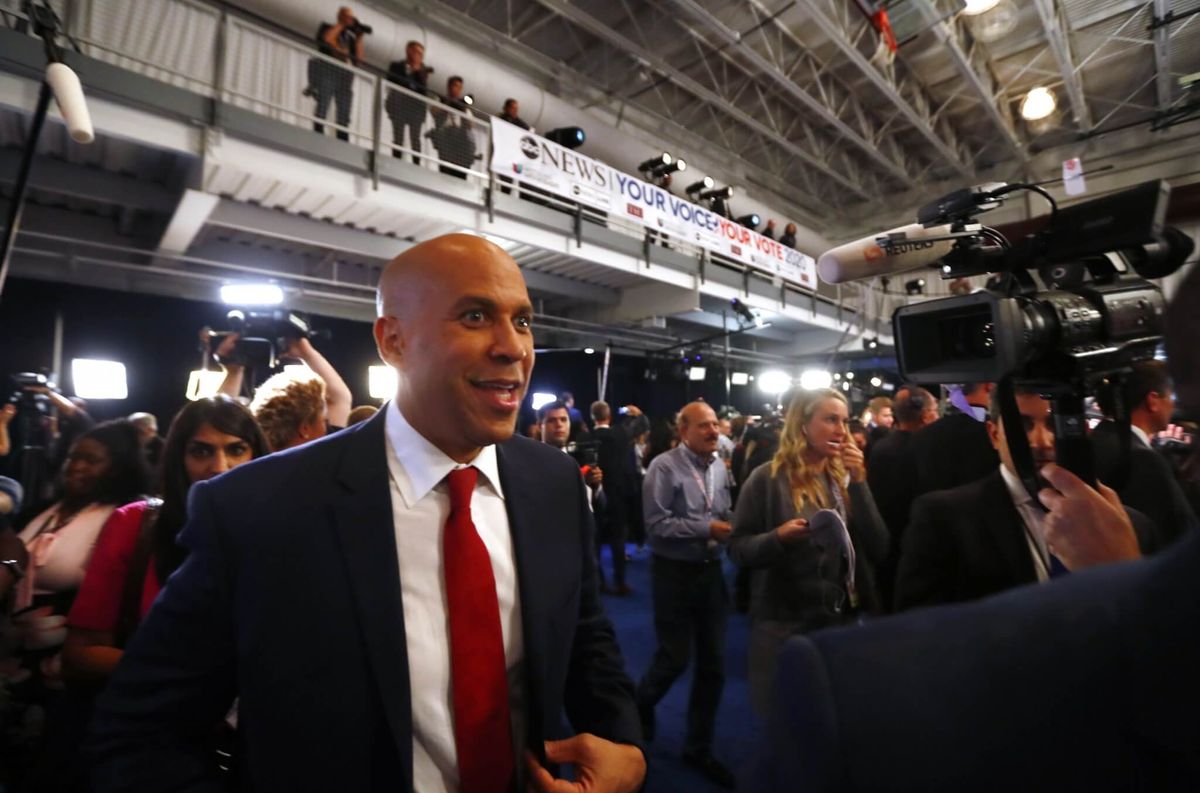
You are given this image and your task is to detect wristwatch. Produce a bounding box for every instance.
[1,559,25,581]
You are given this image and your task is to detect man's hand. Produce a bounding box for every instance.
[775,518,810,544]
[709,520,733,543]
[213,332,241,361]
[525,735,646,793]
[0,404,15,427]
[584,466,603,490]
[1037,464,1140,571]
[280,336,313,360]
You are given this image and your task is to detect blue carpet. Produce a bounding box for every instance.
[599,545,762,792]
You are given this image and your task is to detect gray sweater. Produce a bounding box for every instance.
[730,463,889,628]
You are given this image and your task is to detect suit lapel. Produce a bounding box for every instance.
[330,411,414,786]
[496,439,548,757]
[978,471,1038,586]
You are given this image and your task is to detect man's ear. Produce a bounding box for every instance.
[373,316,405,370]
[986,418,1003,452]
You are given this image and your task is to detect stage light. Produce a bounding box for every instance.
[962,0,1000,14]
[799,369,833,390]
[186,369,225,401]
[905,278,926,295]
[463,94,474,106]
[833,372,842,381]
[699,186,734,202]
[368,365,397,399]
[638,152,672,172]
[758,369,792,395]
[651,159,687,178]
[731,371,750,386]
[1020,87,1056,121]
[870,375,884,388]
[72,359,127,399]
[220,283,284,306]
[845,371,855,380]
[686,176,715,195]
[688,366,707,381]
[730,298,757,325]
[863,338,880,351]
[736,214,761,230]
[545,127,586,149]
[583,347,596,355]
[531,392,557,410]
[842,380,852,391]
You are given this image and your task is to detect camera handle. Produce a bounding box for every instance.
[997,378,1097,512]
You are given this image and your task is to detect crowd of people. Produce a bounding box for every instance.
[0,232,1196,791]
[303,5,804,240]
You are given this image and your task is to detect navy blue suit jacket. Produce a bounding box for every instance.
[89,411,642,792]
[749,528,1200,792]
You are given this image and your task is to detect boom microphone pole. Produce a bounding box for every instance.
[0,1,95,302]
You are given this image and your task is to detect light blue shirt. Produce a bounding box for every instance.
[643,444,732,562]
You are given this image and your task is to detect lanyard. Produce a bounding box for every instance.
[687,456,715,516]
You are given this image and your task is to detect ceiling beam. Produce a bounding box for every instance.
[1031,0,1093,131]
[912,0,1028,165]
[157,189,219,253]
[206,199,410,261]
[662,0,914,183]
[1152,0,1174,112]
[525,0,878,201]
[799,0,973,180]
[0,148,177,212]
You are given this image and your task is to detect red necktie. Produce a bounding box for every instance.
[444,467,515,793]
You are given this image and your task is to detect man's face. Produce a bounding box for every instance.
[505,101,518,117]
[680,404,721,456]
[718,418,732,438]
[407,43,424,66]
[876,406,894,428]
[375,236,535,462]
[540,408,571,449]
[448,80,463,100]
[338,7,354,25]
[989,392,1056,474]
[1147,387,1175,433]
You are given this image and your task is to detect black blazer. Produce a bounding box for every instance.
[747,530,1200,792]
[909,412,998,497]
[88,411,641,792]
[895,470,1158,611]
[1091,422,1196,548]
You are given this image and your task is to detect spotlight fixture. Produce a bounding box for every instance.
[220,283,284,306]
[1020,87,1056,121]
[845,371,855,380]
[870,375,884,388]
[638,152,673,172]
[799,369,833,390]
[731,371,750,386]
[686,176,715,196]
[72,358,128,400]
[583,347,596,355]
[545,126,586,149]
[736,213,761,230]
[530,392,557,410]
[730,297,757,325]
[462,94,474,106]
[904,278,926,296]
[842,380,852,391]
[758,369,792,395]
[650,159,687,178]
[863,338,880,351]
[688,366,707,381]
[698,186,733,202]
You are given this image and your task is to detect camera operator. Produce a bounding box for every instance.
[308,6,368,141]
[430,76,478,179]
[539,401,603,508]
[217,333,351,431]
[909,381,999,497]
[385,41,432,163]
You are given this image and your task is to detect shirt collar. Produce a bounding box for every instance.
[384,400,505,507]
[998,463,1034,507]
[1130,424,1152,449]
[680,443,715,469]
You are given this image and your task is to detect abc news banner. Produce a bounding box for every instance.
[490,120,818,291]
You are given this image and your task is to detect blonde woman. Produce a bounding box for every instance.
[730,388,889,715]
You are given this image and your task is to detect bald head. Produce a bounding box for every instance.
[373,233,535,462]
[678,401,720,457]
[377,233,523,318]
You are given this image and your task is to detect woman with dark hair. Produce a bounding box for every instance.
[1,420,149,781]
[64,396,267,681]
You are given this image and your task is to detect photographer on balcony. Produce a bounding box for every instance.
[385,41,433,163]
[308,6,369,142]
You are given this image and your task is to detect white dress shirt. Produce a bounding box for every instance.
[383,401,526,793]
[1130,424,1152,450]
[998,464,1051,582]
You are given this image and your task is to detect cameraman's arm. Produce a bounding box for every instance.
[287,338,352,428]
[214,333,244,400]
[322,22,350,57]
[353,32,364,65]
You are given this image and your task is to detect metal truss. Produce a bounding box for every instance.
[524,0,891,203]
[1030,0,1093,131]
[1151,0,1175,112]
[912,0,1028,164]
[799,0,975,180]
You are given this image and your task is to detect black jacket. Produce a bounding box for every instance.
[909,411,998,497]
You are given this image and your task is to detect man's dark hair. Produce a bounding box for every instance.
[538,401,570,423]
[895,387,935,426]
[406,39,422,50]
[1095,360,1171,417]
[448,75,463,86]
[989,386,1044,423]
[559,390,574,402]
[502,98,518,113]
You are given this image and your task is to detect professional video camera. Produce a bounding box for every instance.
[347,17,372,36]
[208,308,331,370]
[567,439,601,469]
[875,179,1192,492]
